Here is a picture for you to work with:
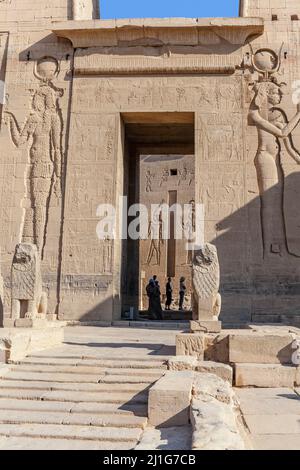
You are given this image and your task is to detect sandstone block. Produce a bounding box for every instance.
[148,371,194,427]
[168,356,198,371]
[235,363,296,388]
[195,361,233,384]
[176,333,205,359]
[190,320,222,333]
[229,333,296,364]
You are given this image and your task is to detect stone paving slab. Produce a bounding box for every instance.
[237,388,300,450]
[236,389,300,415]
[245,414,300,435]
[253,435,300,451]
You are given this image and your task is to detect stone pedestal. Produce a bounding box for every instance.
[176,332,205,359]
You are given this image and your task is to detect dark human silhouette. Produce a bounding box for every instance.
[165,277,173,310]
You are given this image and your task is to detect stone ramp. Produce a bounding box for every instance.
[0,352,167,450]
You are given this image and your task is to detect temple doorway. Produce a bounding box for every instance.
[120,113,195,318]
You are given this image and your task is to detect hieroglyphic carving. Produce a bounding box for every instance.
[200,165,243,218]
[192,243,221,321]
[5,57,64,258]
[11,243,47,321]
[248,47,300,258]
[201,113,243,162]
[160,168,169,187]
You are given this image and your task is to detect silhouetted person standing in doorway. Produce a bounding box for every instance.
[179,277,186,311]
[165,277,173,310]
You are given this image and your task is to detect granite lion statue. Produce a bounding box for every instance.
[192,243,221,321]
[11,243,47,321]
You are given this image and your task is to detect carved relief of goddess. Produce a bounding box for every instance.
[249,81,300,258]
[5,85,63,257]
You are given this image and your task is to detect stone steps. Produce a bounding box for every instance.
[0,409,147,428]
[0,343,168,449]
[0,389,149,403]
[2,370,161,385]
[9,364,165,375]
[0,398,147,416]
[0,437,135,451]
[0,423,143,442]
[24,354,169,363]
[0,380,150,393]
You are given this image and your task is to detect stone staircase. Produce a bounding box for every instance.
[0,354,167,450]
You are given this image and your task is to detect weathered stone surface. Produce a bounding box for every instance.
[191,398,245,450]
[168,356,198,371]
[192,372,234,405]
[192,244,221,322]
[195,361,233,384]
[176,333,205,359]
[235,364,296,388]
[204,333,230,363]
[0,325,64,363]
[190,320,222,333]
[191,372,245,450]
[10,244,47,326]
[136,426,192,450]
[148,371,194,427]
[229,333,297,365]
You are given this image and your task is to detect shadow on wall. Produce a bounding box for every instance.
[61,172,300,325]
[212,171,300,325]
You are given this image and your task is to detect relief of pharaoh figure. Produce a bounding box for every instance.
[249,80,300,258]
[5,84,63,258]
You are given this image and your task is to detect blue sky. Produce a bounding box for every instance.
[100,0,240,19]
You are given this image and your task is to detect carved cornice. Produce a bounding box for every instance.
[52,17,264,48]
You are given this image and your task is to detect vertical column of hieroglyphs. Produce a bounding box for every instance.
[0,0,72,319]
[59,62,119,320]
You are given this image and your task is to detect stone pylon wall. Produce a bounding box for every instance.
[236,0,300,324]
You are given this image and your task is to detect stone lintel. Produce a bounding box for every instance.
[52,17,264,48]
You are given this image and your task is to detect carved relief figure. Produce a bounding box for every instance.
[145,169,154,192]
[192,243,221,321]
[11,243,47,322]
[182,199,196,265]
[160,168,169,187]
[5,80,63,257]
[147,205,164,266]
[249,78,300,257]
